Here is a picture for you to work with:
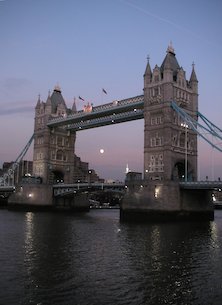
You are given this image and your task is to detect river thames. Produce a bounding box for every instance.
[1,208,222,305]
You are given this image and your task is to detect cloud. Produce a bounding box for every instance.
[0,77,35,115]
[3,77,31,92]
[0,104,33,115]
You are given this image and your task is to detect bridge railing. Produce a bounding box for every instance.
[179,181,222,189]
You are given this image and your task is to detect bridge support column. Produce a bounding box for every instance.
[54,193,90,212]
[120,180,214,221]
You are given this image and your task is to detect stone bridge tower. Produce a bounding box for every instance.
[33,85,76,184]
[143,44,198,182]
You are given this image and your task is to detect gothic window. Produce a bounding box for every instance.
[151,116,163,125]
[37,136,44,145]
[148,154,164,173]
[149,89,152,98]
[151,138,155,147]
[156,137,161,146]
[156,116,162,124]
[154,75,159,82]
[63,153,67,161]
[36,151,43,160]
[56,150,63,161]
[51,150,56,160]
[57,136,63,147]
[153,87,159,97]
[50,136,56,145]
[65,138,70,147]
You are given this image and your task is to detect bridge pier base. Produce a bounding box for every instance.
[7,184,90,212]
[54,193,90,212]
[8,184,53,209]
[120,180,214,222]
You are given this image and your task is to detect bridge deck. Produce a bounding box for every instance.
[179,181,222,189]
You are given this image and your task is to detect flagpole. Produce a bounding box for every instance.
[101,88,107,104]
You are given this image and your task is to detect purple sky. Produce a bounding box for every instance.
[0,0,222,181]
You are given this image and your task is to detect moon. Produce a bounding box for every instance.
[99,148,104,154]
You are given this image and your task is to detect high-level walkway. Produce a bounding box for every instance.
[47,95,144,131]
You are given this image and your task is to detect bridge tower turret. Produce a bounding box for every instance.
[143,44,198,182]
[33,85,76,184]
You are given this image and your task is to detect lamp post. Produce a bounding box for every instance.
[181,123,188,182]
[88,170,92,185]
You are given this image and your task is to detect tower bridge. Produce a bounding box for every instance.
[2,44,222,220]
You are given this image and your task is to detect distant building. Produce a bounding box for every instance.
[1,160,33,184]
[125,171,142,182]
[73,155,104,183]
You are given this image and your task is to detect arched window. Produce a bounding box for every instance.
[56,150,63,160]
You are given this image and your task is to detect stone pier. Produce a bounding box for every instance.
[8,184,90,212]
[120,180,214,222]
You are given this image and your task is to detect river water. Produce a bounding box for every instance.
[1,208,222,305]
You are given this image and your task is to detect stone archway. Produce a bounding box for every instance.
[172,160,195,182]
[51,170,64,184]
[172,161,185,181]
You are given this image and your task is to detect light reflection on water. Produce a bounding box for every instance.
[0,209,222,305]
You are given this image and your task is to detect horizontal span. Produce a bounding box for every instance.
[47,95,144,128]
[67,109,144,131]
[179,181,222,189]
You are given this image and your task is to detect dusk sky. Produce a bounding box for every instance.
[0,0,222,181]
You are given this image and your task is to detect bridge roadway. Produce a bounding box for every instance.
[179,181,222,189]
[1,181,221,194]
[0,186,15,192]
[47,95,144,131]
[54,181,222,197]
[53,182,126,197]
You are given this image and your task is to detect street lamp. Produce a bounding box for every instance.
[181,123,188,182]
[88,170,92,184]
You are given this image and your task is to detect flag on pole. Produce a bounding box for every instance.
[79,96,84,101]
[102,88,107,94]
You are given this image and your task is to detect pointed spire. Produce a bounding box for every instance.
[160,43,180,82]
[35,94,41,108]
[46,90,52,106]
[144,55,152,75]
[72,97,77,113]
[190,62,198,82]
[54,83,61,93]
[144,55,152,84]
[167,41,175,55]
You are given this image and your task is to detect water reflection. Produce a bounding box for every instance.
[1,210,222,305]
